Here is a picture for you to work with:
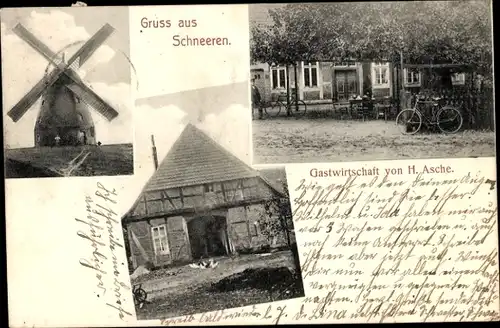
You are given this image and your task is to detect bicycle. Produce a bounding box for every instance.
[266,92,307,117]
[395,95,463,135]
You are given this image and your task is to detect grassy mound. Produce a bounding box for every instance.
[208,266,303,298]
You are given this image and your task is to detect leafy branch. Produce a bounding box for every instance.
[250,1,492,75]
[258,180,293,247]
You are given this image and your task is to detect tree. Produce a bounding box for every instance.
[257,180,293,248]
[250,1,492,75]
[251,4,340,114]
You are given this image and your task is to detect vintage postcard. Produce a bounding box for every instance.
[3,2,498,327]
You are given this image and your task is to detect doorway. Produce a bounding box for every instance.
[334,69,358,101]
[187,215,231,259]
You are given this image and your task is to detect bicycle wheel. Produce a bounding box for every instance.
[437,106,463,134]
[268,101,283,117]
[292,100,307,116]
[396,109,422,135]
[134,288,148,304]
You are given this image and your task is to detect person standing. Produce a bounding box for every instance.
[251,79,263,119]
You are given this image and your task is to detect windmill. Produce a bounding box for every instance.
[7,23,120,147]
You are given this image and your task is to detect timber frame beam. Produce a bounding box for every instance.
[122,197,272,224]
[161,190,177,210]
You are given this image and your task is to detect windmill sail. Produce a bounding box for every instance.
[65,82,119,120]
[7,23,118,123]
[7,24,71,122]
[7,67,66,122]
[12,24,62,67]
[67,23,115,69]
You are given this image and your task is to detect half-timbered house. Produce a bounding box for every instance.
[122,124,293,269]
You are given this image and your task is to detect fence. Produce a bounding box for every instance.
[401,86,494,131]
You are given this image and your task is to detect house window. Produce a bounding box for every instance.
[404,68,421,86]
[204,184,215,192]
[271,65,287,89]
[451,73,465,85]
[151,225,169,256]
[303,62,319,88]
[372,62,390,88]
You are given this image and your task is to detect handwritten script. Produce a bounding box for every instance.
[76,182,132,321]
[161,159,498,325]
[291,161,499,323]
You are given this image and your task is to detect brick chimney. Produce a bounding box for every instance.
[151,135,158,170]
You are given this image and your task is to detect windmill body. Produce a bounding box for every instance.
[35,67,96,147]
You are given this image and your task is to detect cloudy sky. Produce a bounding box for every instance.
[1,7,133,148]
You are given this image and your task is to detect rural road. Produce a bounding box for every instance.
[252,119,495,164]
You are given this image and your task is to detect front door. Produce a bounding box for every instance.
[335,70,358,101]
[187,215,229,259]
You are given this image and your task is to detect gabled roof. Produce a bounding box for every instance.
[143,123,259,191]
[258,167,288,196]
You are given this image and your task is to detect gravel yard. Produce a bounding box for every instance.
[252,117,495,164]
[133,251,304,320]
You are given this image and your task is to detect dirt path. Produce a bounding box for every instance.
[134,251,300,320]
[133,251,295,300]
[252,119,495,164]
